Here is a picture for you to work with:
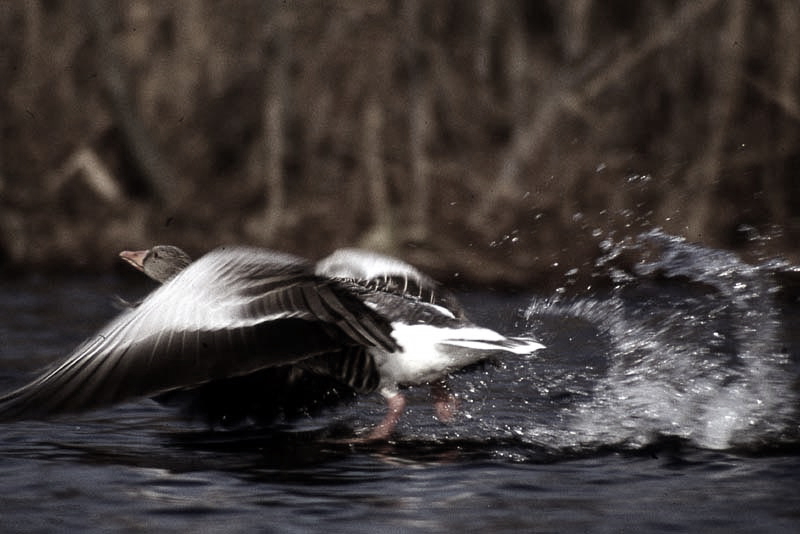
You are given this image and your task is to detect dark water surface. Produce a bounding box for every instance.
[1,234,799,532]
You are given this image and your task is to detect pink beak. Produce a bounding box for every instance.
[119,250,148,272]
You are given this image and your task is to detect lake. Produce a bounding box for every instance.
[1,233,798,532]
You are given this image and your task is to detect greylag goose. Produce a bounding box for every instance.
[0,245,544,439]
[139,246,545,437]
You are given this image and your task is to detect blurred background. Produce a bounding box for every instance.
[1,0,798,290]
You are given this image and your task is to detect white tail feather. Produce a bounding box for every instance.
[441,336,544,355]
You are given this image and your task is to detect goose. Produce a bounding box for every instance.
[0,245,544,439]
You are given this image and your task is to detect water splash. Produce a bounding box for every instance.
[522,230,798,452]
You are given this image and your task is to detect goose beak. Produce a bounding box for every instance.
[119,250,148,272]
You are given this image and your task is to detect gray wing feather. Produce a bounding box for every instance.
[317,248,468,319]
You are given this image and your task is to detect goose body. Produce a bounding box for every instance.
[319,249,542,396]
[0,245,544,439]
[317,248,544,437]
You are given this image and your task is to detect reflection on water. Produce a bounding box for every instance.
[1,232,799,532]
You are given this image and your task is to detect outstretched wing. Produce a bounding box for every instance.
[0,247,396,422]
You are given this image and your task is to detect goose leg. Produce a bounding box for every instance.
[365,392,406,441]
[431,379,459,422]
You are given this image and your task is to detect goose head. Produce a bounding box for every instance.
[119,245,192,283]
